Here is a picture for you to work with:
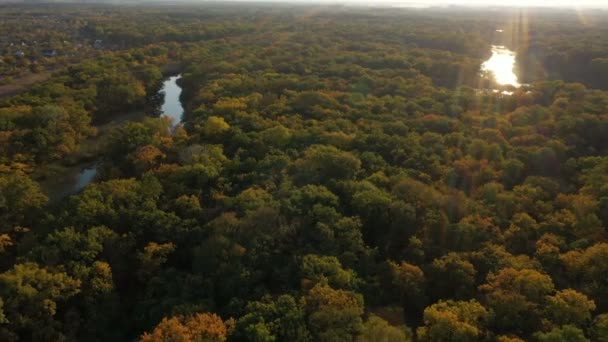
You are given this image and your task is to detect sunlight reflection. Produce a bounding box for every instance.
[481,45,520,87]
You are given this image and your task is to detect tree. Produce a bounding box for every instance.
[356,315,412,342]
[141,316,191,342]
[304,284,364,342]
[479,268,554,335]
[497,336,525,342]
[141,313,234,342]
[428,253,476,300]
[446,215,501,252]
[137,242,176,280]
[284,185,339,217]
[233,187,276,213]
[534,325,590,342]
[130,145,165,173]
[416,300,490,342]
[291,91,341,118]
[534,233,564,272]
[133,64,163,93]
[202,116,230,137]
[95,75,146,118]
[560,243,608,307]
[381,260,426,322]
[545,289,595,327]
[349,182,393,247]
[503,213,540,255]
[259,124,291,148]
[106,118,171,165]
[293,145,361,185]
[234,295,311,342]
[300,254,360,290]
[0,298,6,324]
[0,172,47,230]
[3,7,608,342]
[592,314,608,342]
[0,263,81,341]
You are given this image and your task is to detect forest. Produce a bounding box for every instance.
[1,3,608,341]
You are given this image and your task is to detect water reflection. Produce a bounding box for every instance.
[43,163,98,201]
[74,165,97,193]
[46,75,184,201]
[160,75,184,127]
[481,45,520,88]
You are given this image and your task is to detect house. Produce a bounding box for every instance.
[93,40,103,49]
[15,50,24,57]
[42,49,57,57]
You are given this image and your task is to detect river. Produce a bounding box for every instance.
[480,28,521,92]
[44,75,184,200]
[48,49,515,199]
[481,45,520,88]
[160,75,185,127]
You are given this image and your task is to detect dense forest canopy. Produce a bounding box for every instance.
[1,3,608,341]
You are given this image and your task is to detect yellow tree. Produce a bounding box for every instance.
[417,300,489,342]
[141,313,234,342]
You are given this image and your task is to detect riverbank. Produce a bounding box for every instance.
[37,110,148,202]
[38,74,184,201]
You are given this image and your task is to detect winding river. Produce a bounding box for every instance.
[160,75,185,126]
[47,46,518,200]
[45,75,184,200]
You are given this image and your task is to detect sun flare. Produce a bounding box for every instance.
[481,46,520,87]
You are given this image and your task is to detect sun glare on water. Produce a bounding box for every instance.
[481,45,520,87]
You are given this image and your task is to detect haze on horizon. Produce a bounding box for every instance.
[2,0,607,8]
[222,0,608,8]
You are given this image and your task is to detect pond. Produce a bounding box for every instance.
[44,74,184,200]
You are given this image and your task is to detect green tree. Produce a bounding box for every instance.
[300,254,360,290]
[545,289,595,327]
[0,173,47,230]
[381,260,427,321]
[293,145,361,185]
[304,284,364,342]
[356,315,412,342]
[234,295,311,342]
[560,243,608,307]
[202,116,230,137]
[479,268,554,334]
[428,253,476,300]
[534,325,590,342]
[0,263,81,341]
[592,314,608,342]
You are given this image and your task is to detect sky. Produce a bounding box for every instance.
[402,0,607,7]
[233,0,608,8]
